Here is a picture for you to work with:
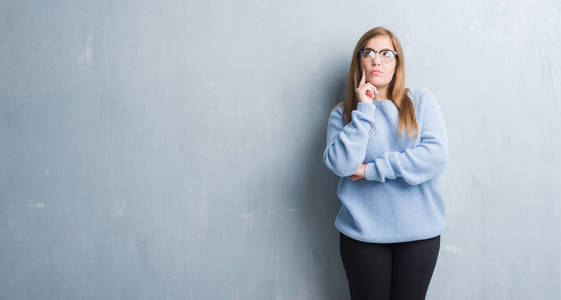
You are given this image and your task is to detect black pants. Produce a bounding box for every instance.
[339,232,440,300]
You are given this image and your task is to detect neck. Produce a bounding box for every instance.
[374,86,389,100]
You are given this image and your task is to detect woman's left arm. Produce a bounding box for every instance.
[363,94,449,185]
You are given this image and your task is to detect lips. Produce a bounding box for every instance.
[370,70,382,74]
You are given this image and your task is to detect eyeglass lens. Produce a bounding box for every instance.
[361,49,395,62]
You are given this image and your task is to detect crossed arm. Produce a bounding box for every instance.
[322,96,449,185]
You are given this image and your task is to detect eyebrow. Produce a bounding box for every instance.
[364,47,394,51]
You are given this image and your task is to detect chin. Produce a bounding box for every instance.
[369,80,383,87]
[371,79,390,86]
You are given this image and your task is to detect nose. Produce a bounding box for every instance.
[371,52,382,65]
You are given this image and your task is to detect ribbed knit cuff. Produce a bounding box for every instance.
[364,162,378,181]
[356,102,375,115]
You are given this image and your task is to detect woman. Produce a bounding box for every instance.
[322,26,449,300]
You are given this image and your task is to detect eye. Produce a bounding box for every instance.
[361,49,373,58]
[381,50,394,58]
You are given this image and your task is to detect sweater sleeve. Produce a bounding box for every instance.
[364,92,449,185]
[322,102,376,177]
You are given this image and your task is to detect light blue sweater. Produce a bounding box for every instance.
[323,88,449,243]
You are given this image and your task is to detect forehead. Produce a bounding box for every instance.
[364,35,395,51]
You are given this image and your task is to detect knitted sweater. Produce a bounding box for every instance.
[323,87,449,243]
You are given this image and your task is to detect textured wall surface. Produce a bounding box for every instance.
[1,0,560,299]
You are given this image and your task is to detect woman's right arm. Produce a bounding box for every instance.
[322,102,376,177]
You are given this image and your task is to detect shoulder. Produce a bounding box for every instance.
[326,101,346,128]
[329,101,345,117]
[407,87,440,111]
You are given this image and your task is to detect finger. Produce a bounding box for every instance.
[366,83,379,95]
[365,90,373,98]
[367,85,375,97]
[360,68,366,86]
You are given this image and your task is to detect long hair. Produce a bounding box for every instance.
[339,26,419,141]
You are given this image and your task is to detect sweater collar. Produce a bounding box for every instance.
[373,99,394,105]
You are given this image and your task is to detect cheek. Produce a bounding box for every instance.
[383,72,394,83]
[385,67,396,81]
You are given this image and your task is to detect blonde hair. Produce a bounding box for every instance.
[339,26,419,141]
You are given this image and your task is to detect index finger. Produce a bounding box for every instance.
[360,68,366,85]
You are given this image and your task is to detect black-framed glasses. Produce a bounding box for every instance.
[358,48,398,63]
